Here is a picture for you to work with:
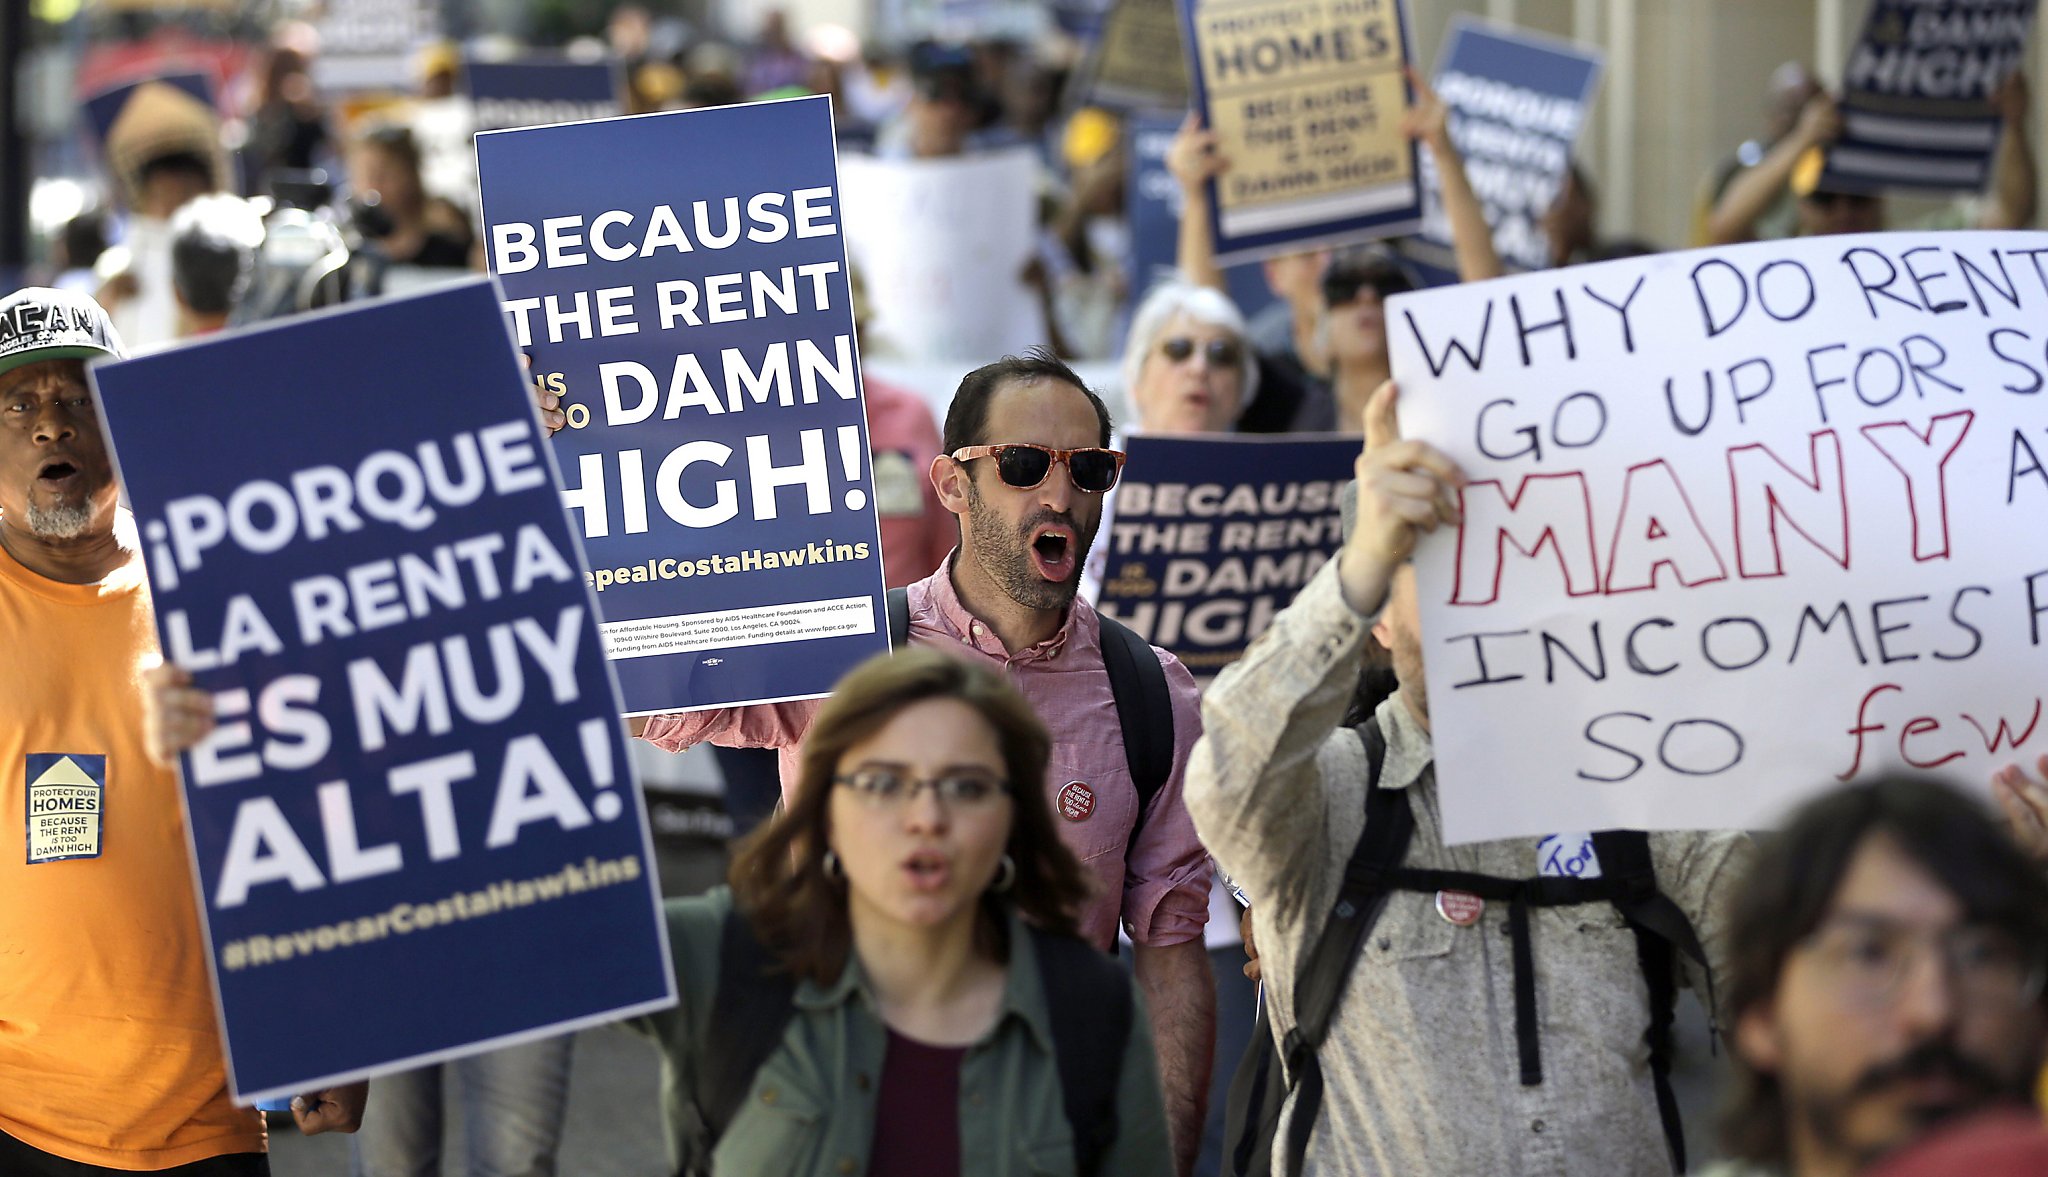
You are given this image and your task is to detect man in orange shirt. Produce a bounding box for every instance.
[0,287,364,1174]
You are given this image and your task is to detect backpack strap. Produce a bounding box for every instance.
[1224,718,1397,1177]
[1096,612,1175,835]
[1031,926,1133,1177]
[886,586,911,650]
[1274,718,1410,1177]
[1590,829,1709,1175]
[693,906,798,1171]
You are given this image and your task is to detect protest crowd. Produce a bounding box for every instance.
[9,1,2048,1177]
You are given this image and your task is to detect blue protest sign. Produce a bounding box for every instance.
[1177,0,1422,265]
[476,95,890,716]
[1125,113,1277,322]
[1415,18,1601,275]
[465,58,623,133]
[90,278,674,1103]
[1095,434,1356,674]
[1823,0,2037,193]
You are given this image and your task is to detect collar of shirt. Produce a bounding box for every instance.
[918,554,1089,666]
[1375,691,1433,793]
[791,911,1057,1057]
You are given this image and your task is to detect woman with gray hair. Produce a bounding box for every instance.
[1114,276,1253,438]
[1082,273,1260,600]
[1118,275,1261,436]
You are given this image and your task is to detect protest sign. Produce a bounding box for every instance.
[89,279,674,1102]
[1823,0,2037,194]
[465,58,623,133]
[1126,113,1278,320]
[1096,434,1357,674]
[1387,229,2048,844]
[476,95,890,716]
[838,147,1048,362]
[1177,0,1421,265]
[1081,0,1192,111]
[314,0,440,92]
[1413,17,1600,276]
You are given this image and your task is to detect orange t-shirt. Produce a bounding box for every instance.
[0,531,265,1168]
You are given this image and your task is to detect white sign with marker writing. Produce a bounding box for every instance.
[1389,230,2048,844]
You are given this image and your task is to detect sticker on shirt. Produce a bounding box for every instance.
[1057,780,1096,822]
[1537,833,1602,879]
[872,450,925,516]
[25,753,105,864]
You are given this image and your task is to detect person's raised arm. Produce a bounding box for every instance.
[1982,71,2037,230]
[1185,382,1463,907]
[1706,91,1840,245]
[1167,112,1230,293]
[1405,68,1503,283]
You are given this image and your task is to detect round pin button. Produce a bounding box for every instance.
[1435,890,1485,926]
[1056,781,1096,822]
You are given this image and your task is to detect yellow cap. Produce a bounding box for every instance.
[1790,145,1827,198]
[1064,107,1120,170]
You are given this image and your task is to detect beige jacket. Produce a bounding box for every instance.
[1187,561,1753,1176]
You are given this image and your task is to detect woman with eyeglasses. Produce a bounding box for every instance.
[644,647,1171,1177]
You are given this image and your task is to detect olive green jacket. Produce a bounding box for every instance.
[637,887,1172,1176]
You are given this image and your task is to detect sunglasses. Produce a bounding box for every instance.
[950,443,1126,493]
[1323,271,1413,307]
[1159,336,1243,368]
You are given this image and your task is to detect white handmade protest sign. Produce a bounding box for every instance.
[1388,229,2048,844]
[838,148,1047,362]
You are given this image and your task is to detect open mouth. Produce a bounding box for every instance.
[902,850,951,893]
[36,460,79,487]
[1029,525,1075,582]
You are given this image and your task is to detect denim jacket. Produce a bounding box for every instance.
[637,887,1172,1177]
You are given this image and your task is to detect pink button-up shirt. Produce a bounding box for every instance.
[640,559,1212,950]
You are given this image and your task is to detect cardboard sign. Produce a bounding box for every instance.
[1178,0,1422,265]
[90,279,674,1102]
[476,96,890,716]
[1414,18,1601,275]
[1823,0,2037,193]
[465,58,623,133]
[1083,0,1192,111]
[838,147,1049,362]
[1096,434,1356,674]
[1388,230,2048,844]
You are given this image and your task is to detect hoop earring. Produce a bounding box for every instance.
[823,849,845,882]
[993,854,1016,894]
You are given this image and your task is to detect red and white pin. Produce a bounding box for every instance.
[1435,890,1485,926]
[1056,781,1096,822]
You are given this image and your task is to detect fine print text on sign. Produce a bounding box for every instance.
[91,279,673,1102]
[477,95,889,715]
[1179,0,1421,264]
[1389,230,2048,845]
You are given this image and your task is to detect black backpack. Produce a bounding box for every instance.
[886,586,1175,843]
[685,904,1133,1177]
[1223,718,1713,1177]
